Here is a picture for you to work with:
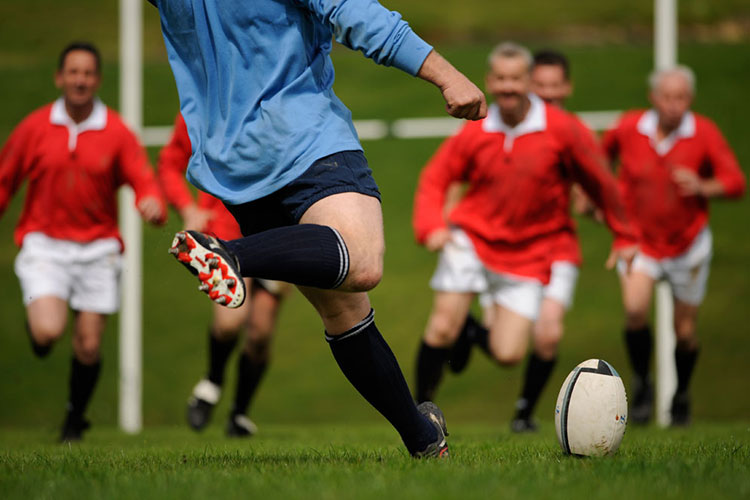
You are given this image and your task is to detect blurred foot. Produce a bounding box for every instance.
[510,416,538,433]
[630,376,653,425]
[60,412,90,443]
[187,379,221,431]
[670,391,691,427]
[226,414,258,438]
[412,401,449,459]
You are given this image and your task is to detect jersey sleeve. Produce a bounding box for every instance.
[562,116,637,248]
[116,123,167,224]
[702,119,745,198]
[412,125,473,244]
[157,114,196,211]
[297,0,433,75]
[0,117,34,217]
[600,120,622,164]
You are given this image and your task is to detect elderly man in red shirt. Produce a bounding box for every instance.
[0,42,165,441]
[602,65,745,426]
[412,42,637,429]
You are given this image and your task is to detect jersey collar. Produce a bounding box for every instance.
[482,93,546,151]
[636,109,695,156]
[50,97,108,151]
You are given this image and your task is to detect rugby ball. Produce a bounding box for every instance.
[554,359,627,457]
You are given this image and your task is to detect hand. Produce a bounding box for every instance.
[425,228,452,252]
[137,196,164,224]
[671,168,703,197]
[181,204,212,232]
[605,245,638,273]
[417,50,487,121]
[441,76,487,121]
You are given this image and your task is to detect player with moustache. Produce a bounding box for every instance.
[151,0,486,458]
[158,113,292,437]
[602,66,745,426]
[412,42,637,431]
[0,42,166,441]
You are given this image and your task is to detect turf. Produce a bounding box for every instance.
[1,423,748,499]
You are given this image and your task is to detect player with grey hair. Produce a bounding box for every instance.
[603,65,745,426]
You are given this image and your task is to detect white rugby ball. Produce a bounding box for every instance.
[554,359,628,457]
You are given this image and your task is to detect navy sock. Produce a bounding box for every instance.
[516,353,557,420]
[675,344,699,395]
[223,224,349,289]
[207,330,238,386]
[470,318,490,354]
[326,310,436,455]
[68,357,101,418]
[415,341,449,403]
[232,353,268,416]
[625,325,652,381]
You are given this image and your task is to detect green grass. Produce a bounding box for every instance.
[1,423,748,499]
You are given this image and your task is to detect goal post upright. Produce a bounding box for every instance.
[118,0,144,434]
[654,0,678,428]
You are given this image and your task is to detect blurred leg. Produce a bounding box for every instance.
[26,297,68,357]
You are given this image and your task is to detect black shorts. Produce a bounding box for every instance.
[224,150,380,236]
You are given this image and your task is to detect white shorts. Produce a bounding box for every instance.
[542,261,579,310]
[618,226,712,306]
[14,232,123,314]
[430,228,543,320]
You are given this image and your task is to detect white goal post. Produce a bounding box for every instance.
[117,0,678,432]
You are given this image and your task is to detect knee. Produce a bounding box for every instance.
[74,336,101,364]
[489,343,525,367]
[624,309,649,330]
[424,315,461,348]
[29,321,65,347]
[244,336,271,362]
[345,260,383,292]
[674,319,697,345]
[534,321,563,358]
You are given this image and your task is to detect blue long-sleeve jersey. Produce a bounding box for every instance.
[154,0,433,204]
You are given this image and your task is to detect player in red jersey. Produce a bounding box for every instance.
[602,66,745,426]
[0,42,165,441]
[413,42,637,430]
[445,49,587,431]
[158,114,290,437]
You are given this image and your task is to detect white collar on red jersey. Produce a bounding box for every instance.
[636,109,695,156]
[482,93,546,151]
[50,97,108,151]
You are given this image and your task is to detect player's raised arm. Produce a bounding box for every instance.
[300,0,485,120]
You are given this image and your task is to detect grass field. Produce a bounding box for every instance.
[1,2,749,498]
[2,424,749,499]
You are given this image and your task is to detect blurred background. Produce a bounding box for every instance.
[0,0,748,431]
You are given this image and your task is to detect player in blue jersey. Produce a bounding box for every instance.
[150,0,486,458]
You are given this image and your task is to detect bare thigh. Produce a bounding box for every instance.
[619,271,656,329]
[488,304,534,366]
[423,291,475,347]
[26,296,68,345]
[72,310,108,364]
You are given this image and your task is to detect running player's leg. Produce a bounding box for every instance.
[514,262,577,431]
[26,298,68,357]
[418,291,475,402]
[187,279,251,431]
[61,310,107,441]
[298,192,446,457]
[619,266,657,424]
[228,281,287,437]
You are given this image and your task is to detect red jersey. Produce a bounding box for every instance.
[602,110,745,258]
[413,97,635,283]
[157,114,242,240]
[0,99,165,248]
